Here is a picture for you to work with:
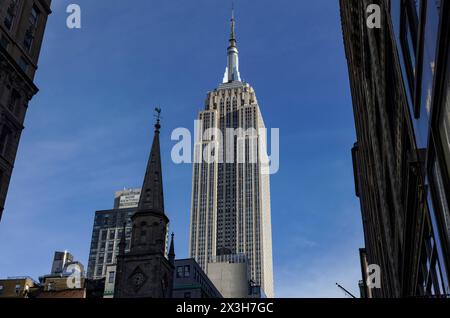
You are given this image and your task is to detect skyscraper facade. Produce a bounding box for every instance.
[50,251,74,275]
[340,0,450,297]
[189,11,274,297]
[86,189,141,279]
[0,0,51,221]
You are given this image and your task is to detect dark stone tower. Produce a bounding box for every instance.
[114,113,174,298]
[0,0,52,222]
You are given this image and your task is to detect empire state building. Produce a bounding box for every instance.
[189,11,274,297]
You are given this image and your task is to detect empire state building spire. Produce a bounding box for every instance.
[223,7,242,83]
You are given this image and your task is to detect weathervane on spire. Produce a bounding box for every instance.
[154,107,162,120]
[154,107,162,131]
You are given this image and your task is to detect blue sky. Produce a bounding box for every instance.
[0,0,363,298]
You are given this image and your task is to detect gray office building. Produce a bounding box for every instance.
[86,189,141,279]
[173,259,222,299]
[50,251,74,275]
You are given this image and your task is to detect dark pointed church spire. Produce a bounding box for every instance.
[114,108,175,299]
[168,232,175,266]
[137,107,165,214]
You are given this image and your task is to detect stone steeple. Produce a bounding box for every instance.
[114,109,174,298]
[168,233,175,266]
[137,113,164,214]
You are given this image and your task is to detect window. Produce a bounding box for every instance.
[15,284,20,295]
[23,27,34,51]
[23,5,39,51]
[140,230,147,244]
[0,125,12,158]
[96,266,103,276]
[400,0,420,114]
[0,34,9,49]
[176,266,183,278]
[4,0,18,30]
[0,285,3,295]
[8,89,20,112]
[439,46,450,187]
[184,265,190,278]
[108,271,115,284]
[107,242,114,251]
[18,56,29,72]
[433,162,450,242]
[29,5,39,26]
